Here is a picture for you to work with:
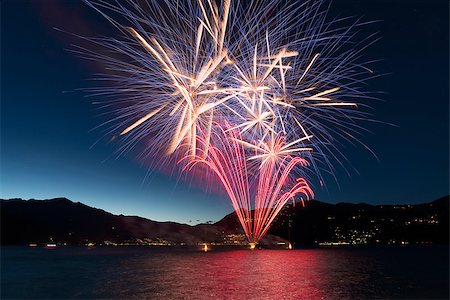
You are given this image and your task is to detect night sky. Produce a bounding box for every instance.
[1,0,448,224]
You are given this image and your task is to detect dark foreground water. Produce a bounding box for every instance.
[1,246,448,299]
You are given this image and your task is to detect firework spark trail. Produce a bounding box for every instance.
[184,124,313,243]
[81,0,378,243]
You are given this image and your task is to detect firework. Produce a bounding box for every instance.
[183,124,313,243]
[82,0,377,243]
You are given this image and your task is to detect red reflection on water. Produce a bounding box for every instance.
[131,249,358,299]
[202,250,329,299]
[103,248,409,299]
[5,246,448,299]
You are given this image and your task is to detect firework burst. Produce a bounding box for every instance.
[81,0,378,243]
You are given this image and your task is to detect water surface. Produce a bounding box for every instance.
[2,246,448,299]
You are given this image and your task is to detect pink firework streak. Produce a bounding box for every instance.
[182,124,313,244]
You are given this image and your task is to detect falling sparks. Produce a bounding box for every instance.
[184,125,314,243]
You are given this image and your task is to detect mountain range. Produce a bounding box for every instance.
[1,196,448,246]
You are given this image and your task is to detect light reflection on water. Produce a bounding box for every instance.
[2,246,448,299]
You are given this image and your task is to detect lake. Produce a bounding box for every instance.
[1,246,448,299]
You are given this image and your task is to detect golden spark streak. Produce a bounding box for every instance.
[296,53,320,85]
[218,0,231,54]
[293,87,316,94]
[280,135,314,151]
[195,22,204,61]
[197,0,213,34]
[301,87,340,100]
[293,116,311,140]
[120,104,167,136]
[261,48,286,80]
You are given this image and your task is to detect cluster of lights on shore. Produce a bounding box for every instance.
[84,0,376,248]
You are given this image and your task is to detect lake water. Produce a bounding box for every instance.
[1,246,448,299]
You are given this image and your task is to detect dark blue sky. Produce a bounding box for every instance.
[1,0,448,224]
